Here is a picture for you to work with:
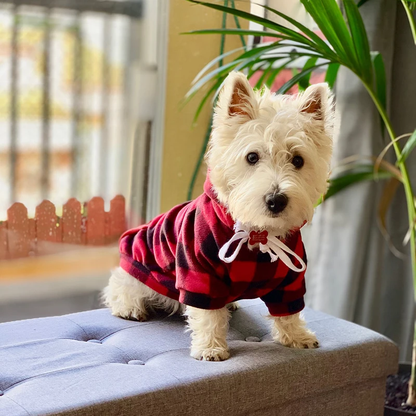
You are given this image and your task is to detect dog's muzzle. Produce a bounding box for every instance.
[265,192,288,215]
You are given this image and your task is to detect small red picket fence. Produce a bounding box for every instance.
[0,195,126,260]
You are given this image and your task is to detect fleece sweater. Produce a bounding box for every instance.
[119,177,307,316]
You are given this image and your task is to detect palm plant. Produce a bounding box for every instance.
[185,0,416,408]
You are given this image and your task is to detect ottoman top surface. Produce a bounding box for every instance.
[0,299,398,416]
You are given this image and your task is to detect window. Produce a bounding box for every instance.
[0,0,251,322]
[0,0,168,321]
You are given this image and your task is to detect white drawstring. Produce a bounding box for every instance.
[218,230,248,263]
[218,221,306,272]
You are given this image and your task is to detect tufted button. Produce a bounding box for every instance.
[245,336,261,342]
[0,390,3,396]
[87,339,102,344]
[128,360,145,365]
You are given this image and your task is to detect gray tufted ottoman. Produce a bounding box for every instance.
[0,299,398,416]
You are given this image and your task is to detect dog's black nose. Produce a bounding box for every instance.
[265,193,288,214]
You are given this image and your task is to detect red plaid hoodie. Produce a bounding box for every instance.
[119,177,307,316]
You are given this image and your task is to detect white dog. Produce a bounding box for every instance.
[103,72,334,361]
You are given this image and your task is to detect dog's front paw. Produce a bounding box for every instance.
[111,305,148,322]
[190,347,230,361]
[278,330,319,349]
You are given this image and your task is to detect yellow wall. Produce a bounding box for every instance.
[160,0,250,213]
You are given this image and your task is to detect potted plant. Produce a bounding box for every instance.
[184,0,416,413]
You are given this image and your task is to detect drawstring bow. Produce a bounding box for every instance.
[218,221,306,272]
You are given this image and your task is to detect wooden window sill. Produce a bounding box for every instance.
[0,246,119,281]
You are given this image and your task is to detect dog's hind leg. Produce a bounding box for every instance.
[185,306,231,361]
[226,302,239,312]
[103,266,185,322]
[102,267,151,321]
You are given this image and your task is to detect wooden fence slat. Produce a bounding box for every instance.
[62,198,82,245]
[35,201,57,242]
[1,194,126,260]
[7,203,30,259]
[35,200,57,255]
[109,195,126,243]
[86,197,105,246]
[0,222,8,260]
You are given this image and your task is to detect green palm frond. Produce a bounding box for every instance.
[186,0,380,122]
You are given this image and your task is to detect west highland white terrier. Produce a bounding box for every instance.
[103,71,334,361]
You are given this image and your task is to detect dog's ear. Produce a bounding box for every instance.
[214,72,258,125]
[298,83,334,132]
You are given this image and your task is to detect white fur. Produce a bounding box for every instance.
[209,72,333,236]
[102,268,184,321]
[103,72,334,361]
[271,312,319,349]
[185,306,231,361]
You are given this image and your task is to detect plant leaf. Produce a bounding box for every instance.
[301,0,353,66]
[397,129,416,165]
[189,55,301,121]
[371,52,386,110]
[318,163,395,204]
[401,0,416,44]
[191,40,318,85]
[265,59,298,88]
[377,178,406,259]
[253,61,273,89]
[184,29,284,38]
[371,51,387,136]
[187,50,321,104]
[357,0,372,6]
[260,4,337,59]
[230,0,246,47]
[191,45,246,84]
[318,0,358,65]
[324,62,340,88]
[185,59,244,101]
[192,41,282,84]
[378,178,400,236]
[187,0,316,47]
[298,57,318,91]
[192,79,223,125]
[276,62,329,94]
[342,0,373,83]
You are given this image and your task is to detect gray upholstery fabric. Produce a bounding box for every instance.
[0,300,398,416]
[252,378,387,416]
[304,0,416,362]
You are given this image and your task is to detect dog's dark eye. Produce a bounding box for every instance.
[292,155,304,169]
[246,152,259,165]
